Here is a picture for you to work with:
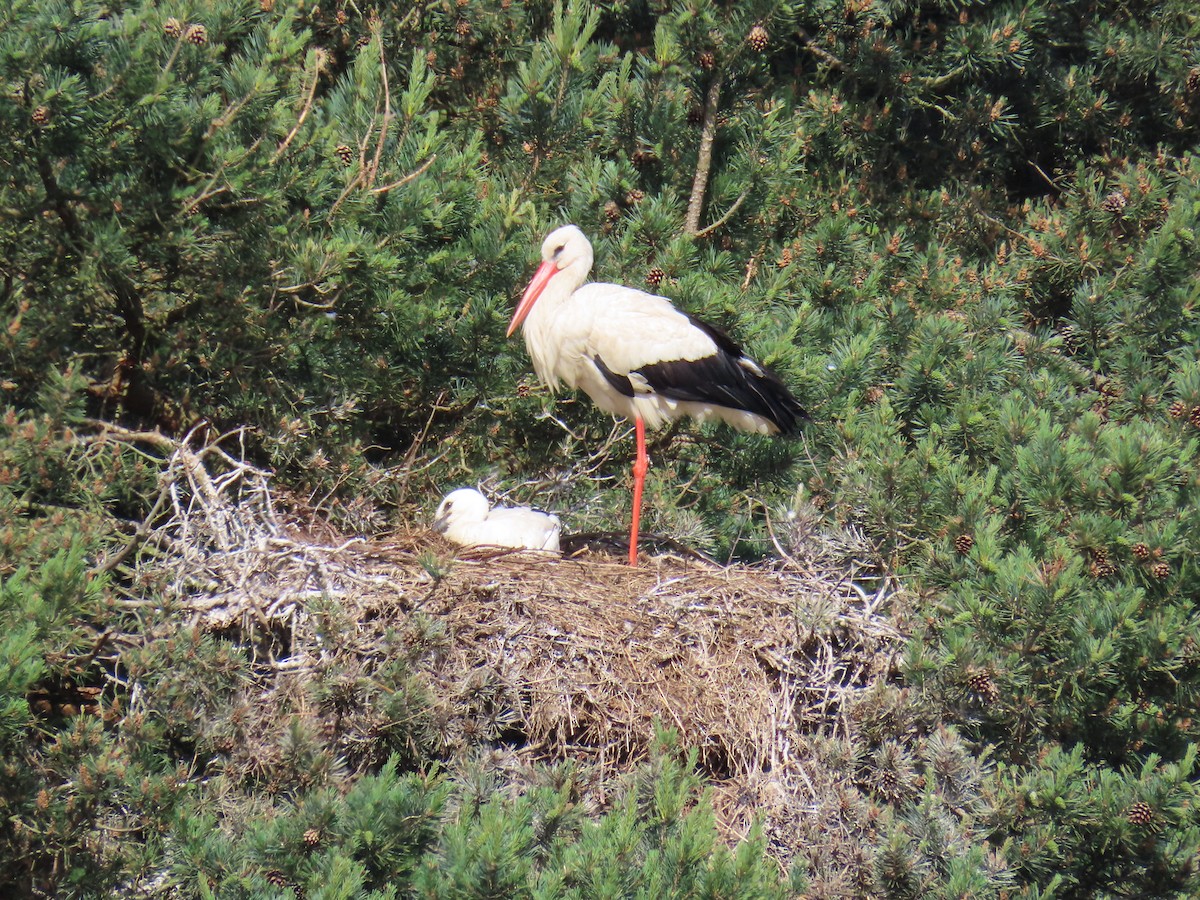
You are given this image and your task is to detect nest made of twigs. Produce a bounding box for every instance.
[97,426,907,873]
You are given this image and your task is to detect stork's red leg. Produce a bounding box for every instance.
[629,415,648,567]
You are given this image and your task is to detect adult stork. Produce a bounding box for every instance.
[507,224,807,567]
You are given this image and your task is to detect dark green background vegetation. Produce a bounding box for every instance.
[2,0,1199,896]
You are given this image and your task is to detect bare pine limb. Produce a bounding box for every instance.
[685,73,723,236]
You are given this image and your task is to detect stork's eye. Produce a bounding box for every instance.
[552,245,565,259]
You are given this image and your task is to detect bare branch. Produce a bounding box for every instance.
[366,34,392,190]
[796,28,845,70]
[271,50,327,164]
[368,154,436,195]
[685,73,724,235]
[694,187,750,239]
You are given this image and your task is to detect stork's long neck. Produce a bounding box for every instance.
[524,255,590,387]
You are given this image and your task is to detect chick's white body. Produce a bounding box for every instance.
[433,488,561,552]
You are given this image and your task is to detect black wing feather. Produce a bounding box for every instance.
[598,313,808,435]
[593,355,636,398]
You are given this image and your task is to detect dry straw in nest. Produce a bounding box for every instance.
[94,425,907,871]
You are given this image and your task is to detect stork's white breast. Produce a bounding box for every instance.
[530,283,719,388]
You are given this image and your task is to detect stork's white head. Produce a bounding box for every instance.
[432,487,490,534]
[540,224,593,272]
[507,224,594,336]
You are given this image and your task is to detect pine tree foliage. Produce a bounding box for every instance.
[405,735,790,900]
[130,739,789,898]
[3,0,1200,896]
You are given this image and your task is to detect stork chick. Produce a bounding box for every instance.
[432,488,561,553]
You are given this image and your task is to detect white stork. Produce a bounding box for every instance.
[432,487,562,553]
[507,224,807,567]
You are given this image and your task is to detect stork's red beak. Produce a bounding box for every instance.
[507,260,558,337]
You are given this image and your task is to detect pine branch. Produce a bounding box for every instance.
[366,35,393,190]
[694,187,750,239]
[740,249,761,290]
[684,73,723,236]
[272,49,327,164]
[37,153,147,361]
[796,28,844,70]
[328,33,393,220]
[93,476,171,575]
[911,94,957,121]
[1027,160,1064,194]
[369,154,436,195]
[917,64,970,91]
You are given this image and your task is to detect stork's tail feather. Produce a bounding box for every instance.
[746,368,809,436]
[631,312,807,435]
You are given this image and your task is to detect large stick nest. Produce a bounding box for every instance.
[103,428,908,870]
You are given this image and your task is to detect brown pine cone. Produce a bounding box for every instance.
[747,25,769,52]
[1127,801,1154,826]
[954,533,974,554]
[967,671,1000,702]
[876,768,900,798]
[1102,191,1127,214]
[645,267,665,288]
